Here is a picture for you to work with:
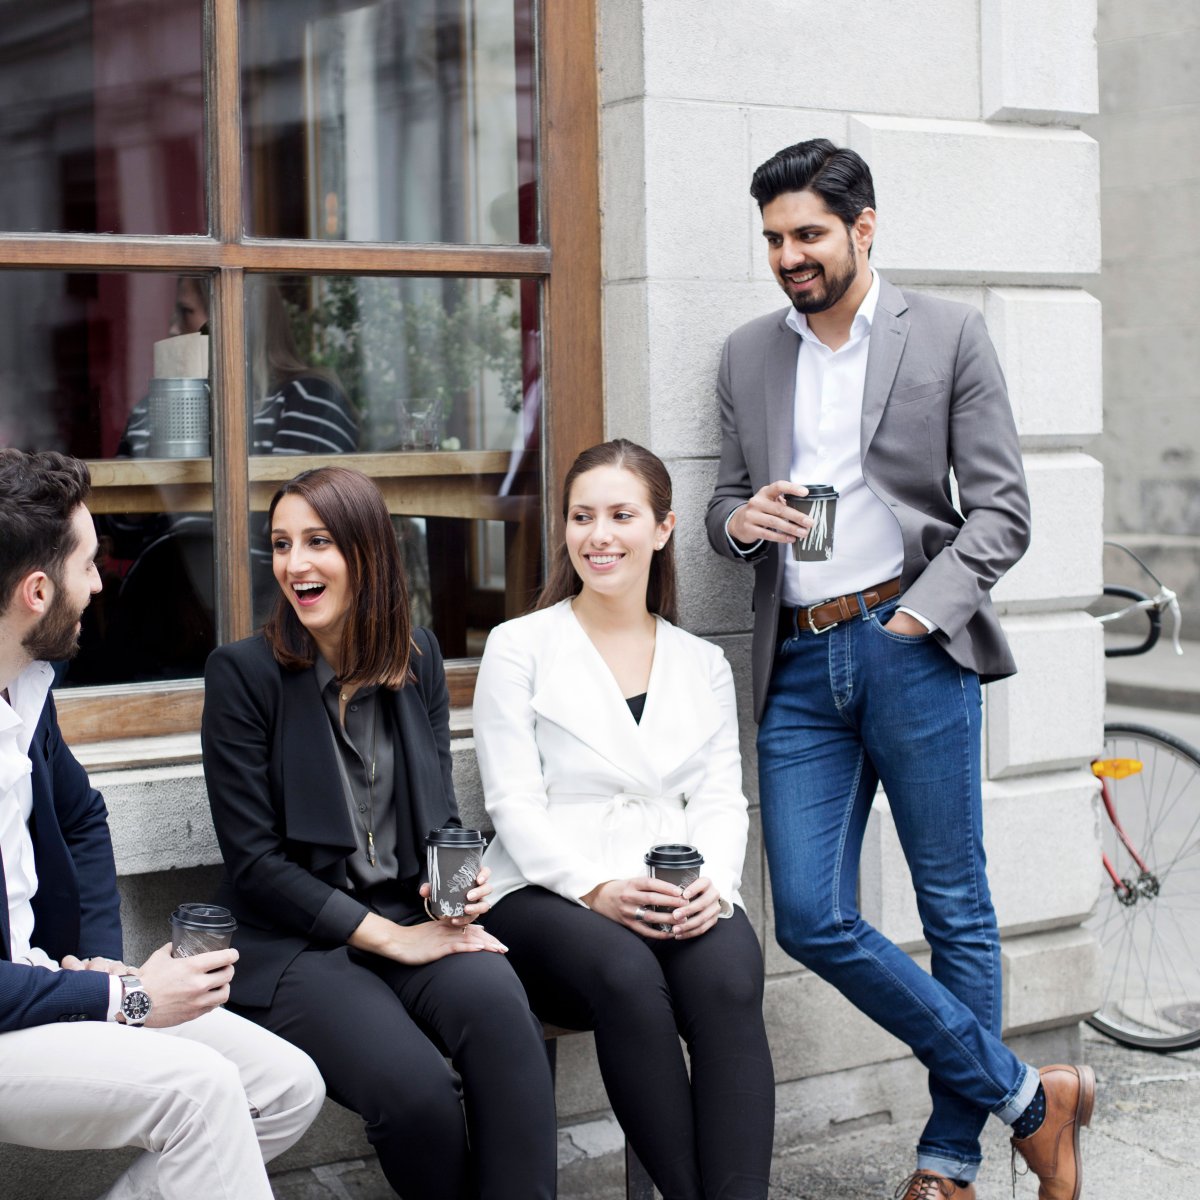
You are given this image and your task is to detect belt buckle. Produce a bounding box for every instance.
[806,606,837,635]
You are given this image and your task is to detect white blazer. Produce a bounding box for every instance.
[473,599,749,913]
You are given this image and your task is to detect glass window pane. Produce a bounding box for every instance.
[0,2,206,235]
[246,272,542,658]
[241,0,537,244]
[0,269,216,685]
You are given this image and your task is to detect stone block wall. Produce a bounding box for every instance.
[1084,1,1200,628]
[597,0,1105,1138]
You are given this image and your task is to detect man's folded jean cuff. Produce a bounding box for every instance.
[915,1151,981,1184]
[995,1062,1041,1126]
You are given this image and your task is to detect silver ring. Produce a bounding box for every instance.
[633,906,645,923]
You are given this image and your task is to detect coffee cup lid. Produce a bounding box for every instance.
[171,903,237,930]
[644,842,704,868]
[425,827,486,847]
[800,483,838,498]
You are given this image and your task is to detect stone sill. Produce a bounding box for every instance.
[74,707,474,773]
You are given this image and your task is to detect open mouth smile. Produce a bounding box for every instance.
[291,581,327,606]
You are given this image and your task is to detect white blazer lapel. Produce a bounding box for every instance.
[529,605,659,786]
[639,620,724,783]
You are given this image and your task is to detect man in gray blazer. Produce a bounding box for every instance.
[706,140,1093,1200]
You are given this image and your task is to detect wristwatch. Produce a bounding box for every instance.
[118,974,152,1026]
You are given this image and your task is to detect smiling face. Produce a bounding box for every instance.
[271,493,353,663]
[565,465,675,607]
[21,504,102,663]
[761,187,874,317]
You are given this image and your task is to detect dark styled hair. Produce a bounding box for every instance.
[536,439,678,625]
[0,449,91,615]
[750,138,876,228]
[262,466,412,688]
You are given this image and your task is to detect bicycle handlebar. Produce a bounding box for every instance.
[1101,584,1162,658]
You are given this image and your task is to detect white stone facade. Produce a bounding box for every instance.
[57,0,1107,1172]
[597,0,1104,1136]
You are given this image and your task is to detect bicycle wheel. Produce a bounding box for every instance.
[1087,722,1200,1051]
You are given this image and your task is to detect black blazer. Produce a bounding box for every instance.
[201,629,458,1009]
[0,689,122,1032]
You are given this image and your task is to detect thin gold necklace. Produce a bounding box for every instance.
[341,685,379,867]
[364,702,378,867]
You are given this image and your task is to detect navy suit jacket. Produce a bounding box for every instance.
[0,690,123,1032]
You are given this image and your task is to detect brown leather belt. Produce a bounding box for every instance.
[779,577,902,638]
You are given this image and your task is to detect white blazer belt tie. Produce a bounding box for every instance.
[548,791,688,865]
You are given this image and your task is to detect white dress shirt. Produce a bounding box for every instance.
[782,270,906,606]
[1,660,57,970]
[1,661,122,1017]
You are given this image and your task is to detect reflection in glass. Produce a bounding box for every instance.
[0,2,205,235]
[241,0,536,244]
[244,277,359,457]
[248,272,542,658]
[0,269,215,685]
[256,274,530,454]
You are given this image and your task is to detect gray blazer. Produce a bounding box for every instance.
[706,275,1031,722]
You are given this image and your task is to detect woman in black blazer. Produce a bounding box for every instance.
[201,466,556,1200]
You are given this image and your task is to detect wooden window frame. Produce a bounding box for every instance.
[1,0,601,745]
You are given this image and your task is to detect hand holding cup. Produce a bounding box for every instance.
[727,481,812,547]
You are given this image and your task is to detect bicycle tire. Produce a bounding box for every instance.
[1086,722,1200,1051]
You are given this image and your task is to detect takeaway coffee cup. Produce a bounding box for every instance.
[785,484,839,562]
[426,828,487,918]
[170,903,237,958]
[644,843,705,932]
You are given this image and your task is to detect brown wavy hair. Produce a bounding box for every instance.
[262,466,412,688]
[535,439,678,625]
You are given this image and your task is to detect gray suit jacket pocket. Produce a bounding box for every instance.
[888,378,946,406]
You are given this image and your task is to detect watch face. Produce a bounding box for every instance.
[122,986,152,1023]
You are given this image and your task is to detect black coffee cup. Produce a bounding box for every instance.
[170,903,237,958]
[785,484,839,561]
[425,828,487,918]
[644,843,704,932]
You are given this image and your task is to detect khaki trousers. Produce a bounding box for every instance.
[0,1006,324,1200]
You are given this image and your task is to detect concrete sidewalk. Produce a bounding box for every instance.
[268,1026,1200,1197]
[760,1028,1200,1197]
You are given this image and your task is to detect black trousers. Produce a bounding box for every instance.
[487,887,775,1200]
[238,944,557,1200]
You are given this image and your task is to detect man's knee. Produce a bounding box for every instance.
[273,1042,326,1122]
[773,902,845,967]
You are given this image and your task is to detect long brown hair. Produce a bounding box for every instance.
[535,439,678,625]
[262,466,412,688]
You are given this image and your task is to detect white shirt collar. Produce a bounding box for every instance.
[786,268,879,347]
[0,661,54,756]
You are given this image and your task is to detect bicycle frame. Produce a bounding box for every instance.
[1092,764,1154,905]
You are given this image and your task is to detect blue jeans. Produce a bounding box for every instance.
[758,597,1037,1181]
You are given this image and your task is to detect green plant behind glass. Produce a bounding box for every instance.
[287,277,523,450]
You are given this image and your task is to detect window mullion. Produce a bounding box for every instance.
[210,267,251,644]
[209,0,244,245]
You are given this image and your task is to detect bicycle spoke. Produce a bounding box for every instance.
[1089,724,1200,1048]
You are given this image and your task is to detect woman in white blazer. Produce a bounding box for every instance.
[473,440,774,1200]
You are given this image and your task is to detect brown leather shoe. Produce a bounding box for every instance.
[1011,1064,1096,1200]
[893,1170,976,1199]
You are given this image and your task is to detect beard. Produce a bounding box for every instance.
[781,230,860,314]
[22,581,85,663]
